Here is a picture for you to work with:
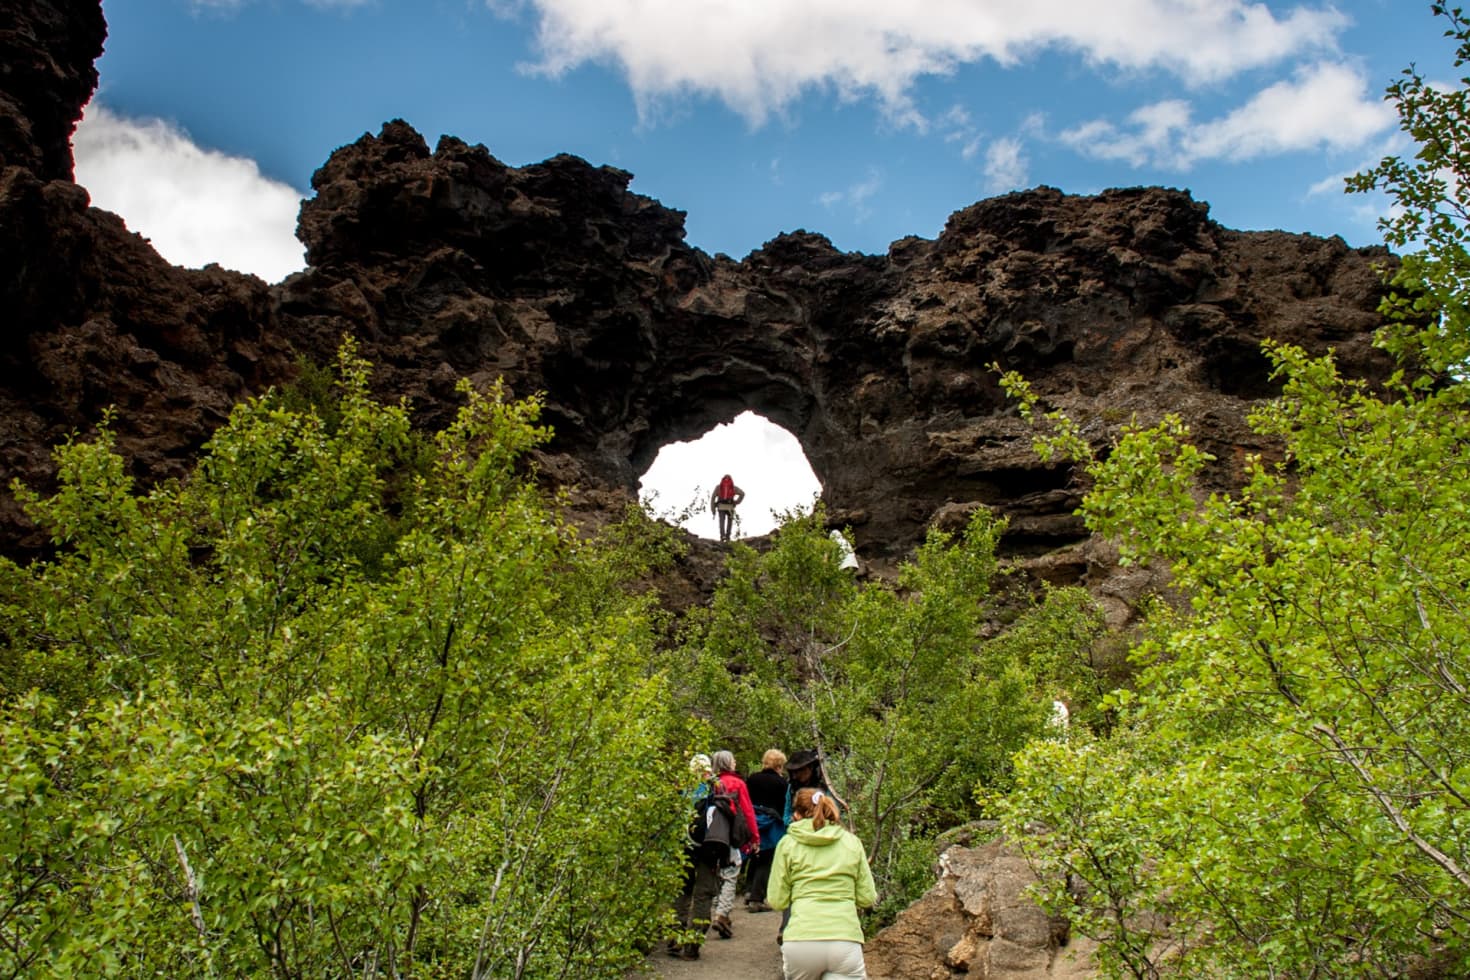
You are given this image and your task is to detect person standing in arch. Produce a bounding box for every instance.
[710,474,745,542]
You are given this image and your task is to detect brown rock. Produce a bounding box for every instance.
[867,838,1099,980]
[0,0,104,180]
[2,0,1397,629]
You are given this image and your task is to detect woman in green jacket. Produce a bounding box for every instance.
[768,787,878,980]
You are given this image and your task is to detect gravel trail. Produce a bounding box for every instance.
[632,903,785,980]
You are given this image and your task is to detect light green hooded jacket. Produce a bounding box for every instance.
[767,818,878,943]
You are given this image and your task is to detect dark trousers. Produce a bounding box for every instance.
[674,857,722,938]
[744,847,775,902]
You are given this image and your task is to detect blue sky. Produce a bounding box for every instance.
[76,1,1444,538]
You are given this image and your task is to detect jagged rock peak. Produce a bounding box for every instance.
[0,0,104,181]
[299,120,688,270]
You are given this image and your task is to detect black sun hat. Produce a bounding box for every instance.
[786,748,820,770]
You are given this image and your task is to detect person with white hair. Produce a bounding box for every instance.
[708,749,759,939]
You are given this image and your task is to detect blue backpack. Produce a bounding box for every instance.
[754,804,785,851]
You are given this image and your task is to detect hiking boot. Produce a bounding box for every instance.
[712,913,733,938]
[673,943,700,960]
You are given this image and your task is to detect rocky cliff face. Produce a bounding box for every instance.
[2,0,1393,620]
[0,0,103,182]
[866,830,1100,980]
[1,3,299,551]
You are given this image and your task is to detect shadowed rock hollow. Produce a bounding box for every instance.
[4,0,1393,623]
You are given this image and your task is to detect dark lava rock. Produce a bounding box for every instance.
[1,0,1396,619]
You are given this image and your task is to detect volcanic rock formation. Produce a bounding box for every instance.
[866,829,1100,980]
[3,0,1394,623]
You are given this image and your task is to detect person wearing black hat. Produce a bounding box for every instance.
[777,748,836,945]
[783,749,830,826]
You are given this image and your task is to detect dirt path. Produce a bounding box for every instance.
[631,903,785,980]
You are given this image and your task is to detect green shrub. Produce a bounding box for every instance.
[1,341,695,978]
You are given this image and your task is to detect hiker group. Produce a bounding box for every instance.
[672,747,876,980]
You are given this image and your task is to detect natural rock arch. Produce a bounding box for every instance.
[625,373,815,486]
[2,2,1395,608]
[280,122,1392,571]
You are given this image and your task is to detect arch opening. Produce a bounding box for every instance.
[638,411,822,540]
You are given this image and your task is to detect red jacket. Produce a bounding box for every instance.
[717,770,761,854]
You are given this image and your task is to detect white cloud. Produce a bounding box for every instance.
[940,105,973,129]
[512,0,1346,127]
[984,136,1028,191]
[941,106,981,160]
[1184,62,1394,162]
[1307,132,1409,198]
[73,103,306,282]
[817,169,883,222]
[1302,132,1427,246]
[1061,62,1395,170]
[1060,99,1192,166]
[1308,171,1349,197]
